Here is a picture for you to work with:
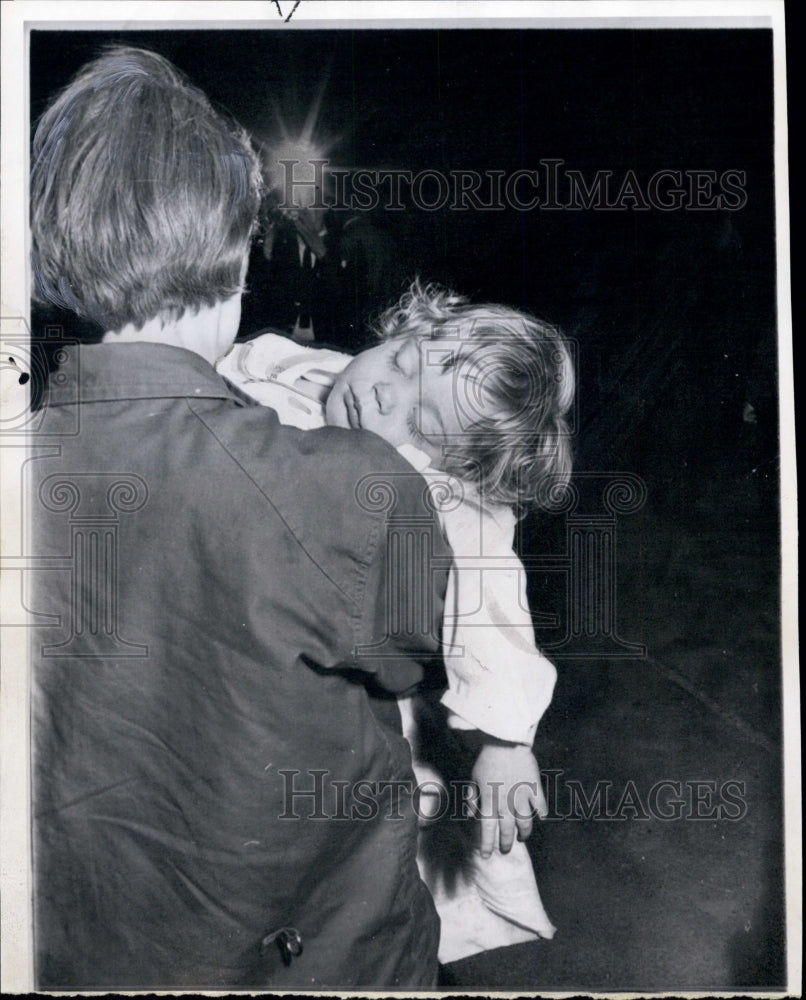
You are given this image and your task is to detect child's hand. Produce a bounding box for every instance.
[471,741,548,858]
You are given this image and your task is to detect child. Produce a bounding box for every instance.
[217,279,574,962]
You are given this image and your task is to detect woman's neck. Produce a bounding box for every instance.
[102,295,242,366]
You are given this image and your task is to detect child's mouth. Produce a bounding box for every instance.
[346,387,362,429]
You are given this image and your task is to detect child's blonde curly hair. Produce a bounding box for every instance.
[371,280,574,511]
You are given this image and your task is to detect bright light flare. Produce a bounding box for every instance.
[259,74,340,207]
[264,136,331,207]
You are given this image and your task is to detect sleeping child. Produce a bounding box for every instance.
[217,279,574,963]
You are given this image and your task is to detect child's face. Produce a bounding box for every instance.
[325,335,498,466]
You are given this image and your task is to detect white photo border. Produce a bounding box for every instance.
[1,2,797,996]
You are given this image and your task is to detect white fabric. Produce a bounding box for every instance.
[418,838,557,963]
[217,333,558,960]
[216,333,345,427]
[421,472,557,744]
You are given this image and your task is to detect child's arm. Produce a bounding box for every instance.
[428,479,557,851]
[435,487,557,745]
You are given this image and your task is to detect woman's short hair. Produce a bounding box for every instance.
[30,46,262,331]
[372,280,575,511]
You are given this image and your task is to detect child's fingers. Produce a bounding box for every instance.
[479,813,499,858]
[531,779,549,820]
[515,810,534,842]
[498,813,516,854]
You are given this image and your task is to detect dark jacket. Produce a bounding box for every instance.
[31,342,449,990]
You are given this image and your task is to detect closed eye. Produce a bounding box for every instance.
[387,348,404,373]
[406,410,428,444]
[388,338,419,377]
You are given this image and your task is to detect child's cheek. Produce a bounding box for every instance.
[323,388,346,428]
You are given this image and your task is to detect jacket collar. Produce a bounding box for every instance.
[45,342,247,406]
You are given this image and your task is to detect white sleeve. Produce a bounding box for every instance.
[215,335,347,429]
[431,483,557,746]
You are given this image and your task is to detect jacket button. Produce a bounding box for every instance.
[260,926,303,966]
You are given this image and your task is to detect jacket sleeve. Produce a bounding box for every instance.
[349,463,450,695]
[197,386,449,698]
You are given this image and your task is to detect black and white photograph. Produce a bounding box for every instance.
[0,1,798,995]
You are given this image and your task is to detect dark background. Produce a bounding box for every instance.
[28,28,786,989]
[30,28,778,489]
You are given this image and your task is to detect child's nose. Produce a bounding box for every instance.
[373,382,395,415]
